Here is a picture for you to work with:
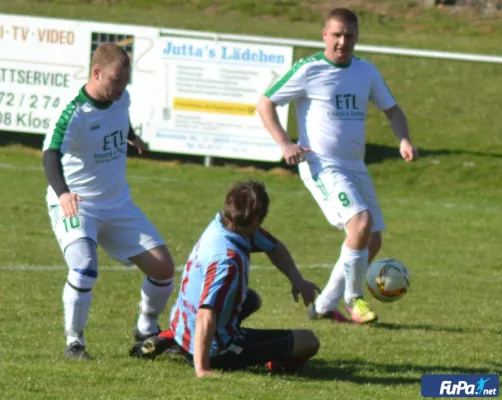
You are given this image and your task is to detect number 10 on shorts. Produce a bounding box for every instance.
[63,216,81,232]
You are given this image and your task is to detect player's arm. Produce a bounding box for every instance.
[256,97,291,149]
[256,61,309,165]
[123,90,146,154]
[383,105,409,142]
[267,239,302,283]
[194,306,218,378]
[127,124,137,140]
[383,105,417,162]
[369,65,417,162]
[252,228,319,306]
[42,107,84,218]
[194,259,238,377]
[266,239,319,306]
[43,150,70,199]
[127,119,147,154]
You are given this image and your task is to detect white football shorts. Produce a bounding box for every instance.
[298,162,385,232]
[48,199,165,264]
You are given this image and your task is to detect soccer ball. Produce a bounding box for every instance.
[366,258,410,303]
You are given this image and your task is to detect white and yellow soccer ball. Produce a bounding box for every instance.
[366,258,411,303]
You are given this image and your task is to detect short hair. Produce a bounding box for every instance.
[325,8,358,27]
[222,180,270,231]
[91,43,130,69]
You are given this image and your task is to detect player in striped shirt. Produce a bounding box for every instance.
[130,180,320,377]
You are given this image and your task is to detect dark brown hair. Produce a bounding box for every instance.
[222,180,269,231]
[325,8,358,27]
[91,43,130,69]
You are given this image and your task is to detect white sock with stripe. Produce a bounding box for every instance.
[137,276,174,336]
[63,283,92,346]
[314,257,345,315]
[342,244,368,304]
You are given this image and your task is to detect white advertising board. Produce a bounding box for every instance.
[149,36,293,162]
[0,14,157,137]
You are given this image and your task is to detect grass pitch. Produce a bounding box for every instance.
[0,1,501,399]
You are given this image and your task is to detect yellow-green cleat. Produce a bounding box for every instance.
[346,297,378,324]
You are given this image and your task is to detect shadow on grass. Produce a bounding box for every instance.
[151,352,501,384]
[372,321,502,336]
[161,354,420,384]
[298,359,502,383]
[365,143,502,164]
[2,130,502,172]
[299,359,419,384]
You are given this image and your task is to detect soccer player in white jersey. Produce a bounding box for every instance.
[257,8,417,324]
[42,44,176,359]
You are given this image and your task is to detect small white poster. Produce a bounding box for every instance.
[149,36,293,162]
[0,14,158,138]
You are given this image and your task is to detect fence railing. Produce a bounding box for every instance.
[160,28,502,64]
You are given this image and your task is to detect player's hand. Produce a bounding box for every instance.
[128,136,148,155]
[399,139,418,162]
[292,278,321,307]
[59,192,83,218]
[281,142,310,165]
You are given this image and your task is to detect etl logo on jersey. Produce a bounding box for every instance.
[421,374,499,397]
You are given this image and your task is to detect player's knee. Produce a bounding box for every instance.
[347,210,373,239]
[355,210,373,232]
[238,288,262,323]
[306,331,321,356]
[148,262,174,280]
[132,245,175,280]
[291,329,320,359]
[64,238,98,291]
[246,288,262,312]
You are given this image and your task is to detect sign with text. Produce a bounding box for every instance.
[0,14,157,137]
[0,14,293,162]
[149,36,293,161]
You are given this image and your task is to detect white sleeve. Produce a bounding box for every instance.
[43,105,85,152]
[369,65,396,111]
[264,60,307,106]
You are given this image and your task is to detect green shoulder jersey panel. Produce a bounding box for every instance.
[45,89,87,151]
[45,86,113,151]
[264,52,323,98]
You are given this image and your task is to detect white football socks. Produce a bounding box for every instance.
[314,244,369,314]
[137,276,174,336]
[63,283,92,346]
[314,257,346,315]
[342,244,369,304]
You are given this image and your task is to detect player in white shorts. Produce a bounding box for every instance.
[257,8,417,324]
[43,44,176,359]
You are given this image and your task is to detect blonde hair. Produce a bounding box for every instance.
[91,43,131,69]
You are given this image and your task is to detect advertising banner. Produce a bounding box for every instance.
[0,14,157,137]
[149,36,293,161]
[0,14,293,162]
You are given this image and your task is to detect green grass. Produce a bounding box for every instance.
[0,143,501,400]
[2,0,502,53]
[0,1,502,399]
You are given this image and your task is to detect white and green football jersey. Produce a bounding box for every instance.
[265,52,396,173]
[43,87,131,209]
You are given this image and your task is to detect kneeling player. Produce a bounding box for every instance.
[131,180,320,377]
